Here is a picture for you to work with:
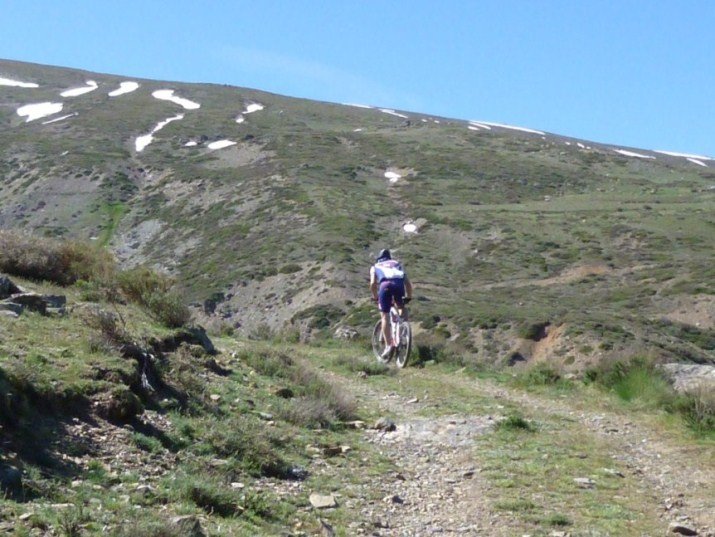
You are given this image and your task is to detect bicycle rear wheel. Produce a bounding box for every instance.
[372,320,390,363]
[394,321,411,368]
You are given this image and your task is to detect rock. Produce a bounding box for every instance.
[8,293,48,315]
[42,295,66,309]
[257,412,274,421]
[209,394,221,402]
[0,465,22,498]
[184,325,217,355]
[383,494,404,504]
[374,417,396,432]
[661,363,715,395]
[334,326,359,340]
[602,468,625,478]
[309,493,338,509]
[0,304,21,318]
[170,515,206,537]
[669,522,698,536]
[345,420,366,429]
[573,477,595,488]
[0,275,22,298]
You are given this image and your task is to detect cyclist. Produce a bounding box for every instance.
[370,248,413,359]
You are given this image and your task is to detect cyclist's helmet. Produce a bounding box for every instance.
[376,248,391,262]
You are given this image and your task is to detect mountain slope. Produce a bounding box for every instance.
[1,58,714,368]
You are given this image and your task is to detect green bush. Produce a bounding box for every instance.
[117,267,191,327]
[496,414,535,432]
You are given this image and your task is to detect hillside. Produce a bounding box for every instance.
[0,267,713,536]
[1,58,714,374]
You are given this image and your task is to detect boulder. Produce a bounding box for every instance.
[0,464,22,499]
[661,363,715,395]
[8,293,47,315]
[0,276,22,299]
[169,515,206,537]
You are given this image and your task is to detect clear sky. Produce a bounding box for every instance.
[2,0,713,156]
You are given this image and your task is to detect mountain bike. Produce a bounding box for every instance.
[371,298,412,368]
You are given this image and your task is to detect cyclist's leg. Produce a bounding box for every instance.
[394,280,408,320]
[377,282,394,347]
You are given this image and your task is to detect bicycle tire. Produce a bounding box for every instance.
[372,320,390,363]
[394,321,411,368]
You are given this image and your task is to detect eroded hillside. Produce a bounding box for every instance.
[1,59,714,369]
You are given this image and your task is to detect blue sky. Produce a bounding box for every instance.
[2,0,714,155]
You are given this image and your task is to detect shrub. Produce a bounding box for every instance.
[0,231,116,285]
[497,414,535,432]
[117,267,191,327]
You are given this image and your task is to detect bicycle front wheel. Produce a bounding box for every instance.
[394,321,411,368]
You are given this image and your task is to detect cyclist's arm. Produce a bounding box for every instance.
[404,275,413,299]
[369,266,378,301]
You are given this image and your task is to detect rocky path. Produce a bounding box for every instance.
[325,366,714,536]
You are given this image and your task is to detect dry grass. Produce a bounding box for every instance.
[0,230,115,285]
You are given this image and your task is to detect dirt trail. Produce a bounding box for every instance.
[334,376,513,536]
[327,366,714,536]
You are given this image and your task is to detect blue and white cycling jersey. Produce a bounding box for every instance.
[374,260,405,282]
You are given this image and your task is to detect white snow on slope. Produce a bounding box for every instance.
[42,113,77,125]
[235,115,245,124]
[403,222,418,233]
[17,102,63,122]
[243,103,264,114]
[613,149,655,159]
[379,108,408,119]
[0,77,39,88]
[207,140,236,150]
[469,121,492,130]
[468,126,480,131]
[108,81,139,97]
[687,158,708,167]
[385,171,402,183]
[185,141,198,147]
[654,150,712,160]
[152,90,200,110]
[478,121,544,135]
[135,113,184,152]
[343,103,373,109]
[61,80,98,97]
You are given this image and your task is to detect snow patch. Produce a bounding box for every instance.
[17,102,63,122]
[469,121,492,130]
[243,103,264,114]
[108,81,139,97]
[403,222,418,233]
[478,121,544,135]
[385,171,402,183]
[654,150,712,160]
[0,77,39,88]
[577,143,586,149]
[353,128,362,132]
[565,141,572,146]
[235,115,245,124]
[184,141,198,147]
[42,113,77,125]
[343,103,373,109]
[207,140,236,150]
[687,158,708,167]
[135,113,184,152]
[152,90,200,110]
[613,149,655,159]
[468,126,480,131]
[61,80,98,97]
[379,108,408,119]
